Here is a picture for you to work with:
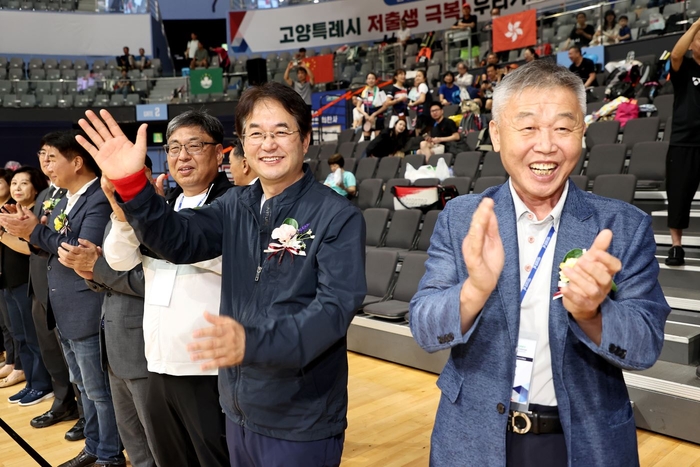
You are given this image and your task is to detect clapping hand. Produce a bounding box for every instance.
[462,198,504,297]
[76,109,148,181]
[0,204,40,240]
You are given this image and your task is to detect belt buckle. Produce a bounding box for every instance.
[511,411,532,435]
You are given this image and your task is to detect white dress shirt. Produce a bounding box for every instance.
[64,178,98,215]
[510,179,569,407]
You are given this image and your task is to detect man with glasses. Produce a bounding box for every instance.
[100,110,232,466]
[418,102,461,162]
[76,81,365,466]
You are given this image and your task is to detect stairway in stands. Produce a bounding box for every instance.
[147,77,187,103]
[78,0,95,12]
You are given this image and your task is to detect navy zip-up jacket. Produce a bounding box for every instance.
[121,166,366,441]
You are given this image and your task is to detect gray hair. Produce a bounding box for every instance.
[491,60,586,124]
[165,110,225,144]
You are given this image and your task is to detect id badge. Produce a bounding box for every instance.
[511,332,538,412]
[147,266,177,307]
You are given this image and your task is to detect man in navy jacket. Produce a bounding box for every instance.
[76,82,366,466]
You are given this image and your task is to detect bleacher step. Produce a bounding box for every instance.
[662,318,700,365]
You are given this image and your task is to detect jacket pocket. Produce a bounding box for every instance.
[436,362,464,404]
[123,315,143,329]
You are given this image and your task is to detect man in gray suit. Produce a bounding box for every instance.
[28,137,83,440]
[409,61,669,466]
[59,162,157,467]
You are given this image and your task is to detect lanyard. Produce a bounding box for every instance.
[519,225,555,304]
[176,184,213,212]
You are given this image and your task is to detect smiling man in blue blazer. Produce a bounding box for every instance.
[409,60,670,467]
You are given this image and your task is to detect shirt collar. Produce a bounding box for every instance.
[67,177,98,199]
[508,179,568,227]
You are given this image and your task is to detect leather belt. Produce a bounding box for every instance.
[507,410,563,435]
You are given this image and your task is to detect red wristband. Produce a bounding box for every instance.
[111,168,148,202]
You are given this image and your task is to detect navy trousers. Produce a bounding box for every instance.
[506,404,567,467]
[225,417,344,467]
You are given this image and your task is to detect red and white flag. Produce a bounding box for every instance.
[492,10,537,53]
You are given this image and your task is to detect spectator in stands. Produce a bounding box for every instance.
[486,53,500,67]
[366,116,410,159]
[357,72,388,141]
[481,7,500,32]
[209,45,231,70]
[323,154,357,198]
[565,12,595,48]
[665,20,700,268]
[568,46,598,88]
[455,61,479,103]
[77,70,97,93]
[410,58,669,467]
[593,10,620,46]
[185,33,199,62]
[0,169,25,389]
[1,168,53,405]
[191,41,209,69]
[480,64,500,110]
[418,103,460,162]
[524,47,539,63]
[116,69,133,97]
[77,82,365,467]
[284,61,315,143]
[386,68,410,129]
[439,72,461,106]
[408,69,432,133]
[397,19,412,47]
[229,138,257,187]
[452,3,479,48]
[618,16,632,42]
[118,46,134,71]
[135,48,151,71]
[296,47,307,61]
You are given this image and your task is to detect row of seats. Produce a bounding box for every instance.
[2,68,161,81]
[0,0,76,10]
[585,116,672,150]
[2,92,142,108]
[0,79,152,94]
[0,57,163,77]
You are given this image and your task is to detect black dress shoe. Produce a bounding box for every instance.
[65,417,86,441]
[31,408,79,428]
[57,448,97,467]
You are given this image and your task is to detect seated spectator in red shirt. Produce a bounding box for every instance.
[209,46,231,70]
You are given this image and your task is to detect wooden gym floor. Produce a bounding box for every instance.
[1,352,699,466]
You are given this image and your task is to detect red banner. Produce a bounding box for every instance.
[301,55,334,84]
[492,10,537,53]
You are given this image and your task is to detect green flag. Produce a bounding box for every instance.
[190,68,223,94]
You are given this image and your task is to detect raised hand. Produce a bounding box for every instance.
[561,229,621,321]
[462,198,504,296]
[154,173,168,197]
[76,109,148,180]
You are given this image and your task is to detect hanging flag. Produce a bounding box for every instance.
[190,68,224,95]
[492,10,537,53]
[300,54,334,84]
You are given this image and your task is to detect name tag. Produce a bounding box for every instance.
[511,333,538,412]
[147,267,177,307]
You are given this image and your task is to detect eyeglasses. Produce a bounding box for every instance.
[163,141,218,157]
[37,151,49,160]
[243,130,300,145]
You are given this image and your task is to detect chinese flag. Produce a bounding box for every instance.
[301,55,334,84]
[493,10,537,53]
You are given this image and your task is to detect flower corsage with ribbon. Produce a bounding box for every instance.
[53,210,71,235]
[553,248,618,300]
[264,218,314,263]
[42,198,60,216]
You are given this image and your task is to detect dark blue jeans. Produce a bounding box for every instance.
[60,332,124,464]
[4,284,50,390]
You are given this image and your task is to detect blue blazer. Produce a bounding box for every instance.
[409,181,670,467]
[30,181,112,340]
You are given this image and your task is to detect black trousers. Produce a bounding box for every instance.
[144,372,229,467]
[0,290,20,369]
[666,145,700,230]
[506,404,567,467]
[31,295,79,415]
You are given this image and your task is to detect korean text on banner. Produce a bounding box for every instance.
[301,55,334,84]
[492,9,537,53]
[190,68,224,95]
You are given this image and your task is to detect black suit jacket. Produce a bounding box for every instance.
[28,186,67,307]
